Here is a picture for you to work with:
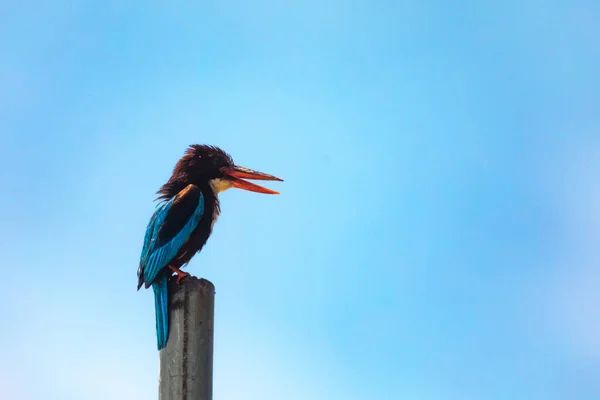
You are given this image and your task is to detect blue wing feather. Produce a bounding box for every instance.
[139,204,166,265]
[138,186,205,285]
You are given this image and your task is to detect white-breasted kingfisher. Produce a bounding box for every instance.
[137,144,282,350]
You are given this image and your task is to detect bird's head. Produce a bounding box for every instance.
[174,144,283,195]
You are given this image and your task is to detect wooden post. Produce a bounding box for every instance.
[159,276,215,400]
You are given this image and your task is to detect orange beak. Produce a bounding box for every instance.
[220,166,283,194]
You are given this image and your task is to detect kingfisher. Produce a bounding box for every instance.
[137,144,282,350]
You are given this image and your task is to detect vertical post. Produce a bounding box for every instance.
[159,276,215,400]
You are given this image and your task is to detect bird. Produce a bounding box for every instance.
[137,144,282,350]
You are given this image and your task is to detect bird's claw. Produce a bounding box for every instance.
[175,271,189,285]
[168,265,189,285]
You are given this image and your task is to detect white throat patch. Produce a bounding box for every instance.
[209,178,233,194]
[208,178,232,234]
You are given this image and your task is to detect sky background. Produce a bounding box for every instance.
[1,1,599,399]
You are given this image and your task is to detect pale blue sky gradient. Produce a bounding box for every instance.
[1,1,600,399]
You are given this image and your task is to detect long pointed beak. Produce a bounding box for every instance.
[220,166,283,194]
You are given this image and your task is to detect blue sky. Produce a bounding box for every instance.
[1,1,599,399]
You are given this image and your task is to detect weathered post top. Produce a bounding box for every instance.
[159,276,215,400]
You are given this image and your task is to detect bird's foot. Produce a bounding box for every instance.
[168,265,189,285]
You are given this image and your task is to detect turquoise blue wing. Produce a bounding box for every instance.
[137,184,204,288]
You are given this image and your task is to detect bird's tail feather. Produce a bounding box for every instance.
[152,276,169,350]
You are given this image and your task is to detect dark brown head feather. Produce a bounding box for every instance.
[156,144,234,201]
